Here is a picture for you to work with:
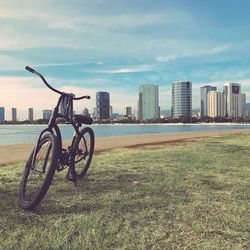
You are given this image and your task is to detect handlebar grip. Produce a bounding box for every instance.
[25,66,35,73]
[86,96,91,99]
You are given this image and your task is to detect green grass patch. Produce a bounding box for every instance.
[0,134,249,249]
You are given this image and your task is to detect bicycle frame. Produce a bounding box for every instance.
[31,94,84,169]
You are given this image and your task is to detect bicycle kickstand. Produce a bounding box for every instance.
[66,167,78,186]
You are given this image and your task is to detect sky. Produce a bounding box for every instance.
[1,0,250,120]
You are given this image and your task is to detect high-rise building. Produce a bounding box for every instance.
[200,85,217,116]
[138,84,159,120]
[12,108,17,122]
[124,106,132,117]
[109,105,113,118]
[224,83,242,118]
[207,91,225,117]
[0,107,5,123]
[83,108,90,117]
[43,110,52,120]
[172,81,192,117]
[28,108,34,121]
[241,93,246,117]
[244,103,250,117]
[96,92,110,119]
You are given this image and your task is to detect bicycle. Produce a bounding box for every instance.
[18,66,95,210]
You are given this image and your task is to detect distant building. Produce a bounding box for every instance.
[109,105,113,118]
[0,107,5,123]
[12,108,17,122]
[138,84,159,120]
[28,108,34,121]
[96,92,110,119]
[160,109,172,118]
[172,81,192,117]
[112,113,120,118]
[200,85,217,116]
[241,93,246,117]
[83,108,90,117]
[245,103,250,117]
[224,83,242,118]
[124,106,132,117]
[43,110,52,120]
[92,107,97,119]
[207,91,225,117]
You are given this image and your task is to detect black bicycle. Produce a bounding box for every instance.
[18,66,95,210]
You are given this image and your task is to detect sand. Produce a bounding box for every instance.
[0,129,250,166]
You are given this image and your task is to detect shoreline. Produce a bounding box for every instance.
[1,122,250,126]
[1,129,250,166]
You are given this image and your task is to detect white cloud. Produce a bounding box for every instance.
[96,64,152,74]
[155,44,231,63]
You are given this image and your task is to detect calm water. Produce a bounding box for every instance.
[0,124,250,145]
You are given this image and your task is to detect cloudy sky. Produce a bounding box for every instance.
[1,0,250,119]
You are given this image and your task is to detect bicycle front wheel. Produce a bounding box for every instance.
[71,127,95,178]
[18,132,59,210]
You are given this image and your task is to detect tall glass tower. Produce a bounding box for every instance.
[138,84,159,120]
[224,83,242,118]
[200,85,217,116]
[28,108,34,121]
[96,92,110,119]
[172,81,192,117]
[12,108,17,122]
[0,107,5,123]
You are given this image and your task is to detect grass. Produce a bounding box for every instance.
[0,134,250,249]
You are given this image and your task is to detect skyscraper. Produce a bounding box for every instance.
[244,103,250,117]
[207,91,225,117]
[224,83,242,117]
[96,92,110,119]
[12,108,17,122]
[138,84,159,120]
[172,81,192,117]
[241,93,246,117]
[0,107,5,123]
[28,108,34,121]
[200,85,217,116]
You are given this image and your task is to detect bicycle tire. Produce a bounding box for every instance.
[18,132,59,210]
[71,127,95,178]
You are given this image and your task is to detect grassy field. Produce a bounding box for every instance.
[0,134,249,249]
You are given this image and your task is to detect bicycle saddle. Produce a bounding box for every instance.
[73,115,93,125]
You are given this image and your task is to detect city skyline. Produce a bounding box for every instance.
[1,79,250,121]
[1,79,249,121]
[1,1,250,119]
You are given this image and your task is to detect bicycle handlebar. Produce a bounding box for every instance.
[25,66,91,100]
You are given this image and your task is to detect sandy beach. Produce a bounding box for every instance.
[1,129,250,166]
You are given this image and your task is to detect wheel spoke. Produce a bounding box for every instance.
[72,128,94,177]
[19,133,58,208]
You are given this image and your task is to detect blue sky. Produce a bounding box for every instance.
[1,0,250,119]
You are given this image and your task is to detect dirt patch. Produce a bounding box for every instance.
[125,138,199,149]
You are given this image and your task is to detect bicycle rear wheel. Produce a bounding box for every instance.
[18,132,59,210]
[71,127,95,178]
